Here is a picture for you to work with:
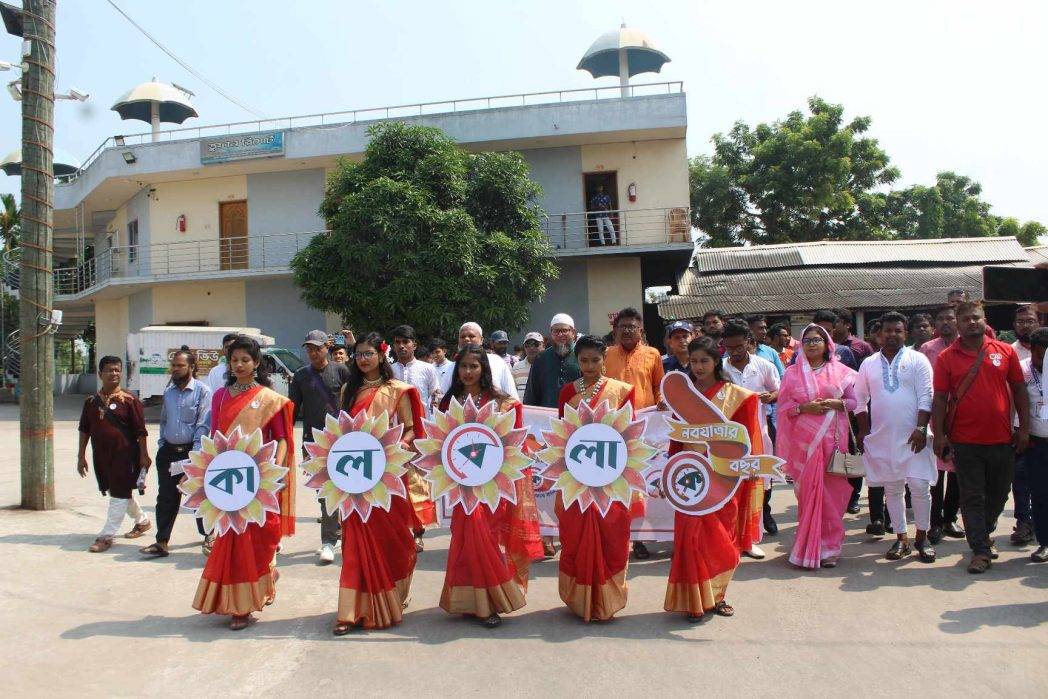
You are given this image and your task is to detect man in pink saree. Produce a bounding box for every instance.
[776,324,858,569]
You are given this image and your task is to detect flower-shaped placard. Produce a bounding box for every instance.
[536,400,658,516]
[178,426,288,536]
[413,396,531,515]
[301,410,413,523]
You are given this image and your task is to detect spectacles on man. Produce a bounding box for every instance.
[801,337,826,346]
[353,350,378,360]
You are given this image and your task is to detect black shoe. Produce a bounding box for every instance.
[866,520,885,537]
[763,511,778,536]
[885,523,895,534]
[927,526,944,545]
[916,540,936,563]
[481,614,502,628]
[886,540,912,561]
[943,522,965,539]
[847,499,861,515]
[1032,546,1048,563]
[632,542,651,560]
[1011,521,1035,546]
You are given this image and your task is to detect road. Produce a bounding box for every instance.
[0,396,1044,697]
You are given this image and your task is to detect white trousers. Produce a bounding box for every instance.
[99,495,146,538]
[595,215,617,245]
[884,477,932,534]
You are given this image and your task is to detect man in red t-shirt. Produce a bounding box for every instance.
[931,300,1030,574]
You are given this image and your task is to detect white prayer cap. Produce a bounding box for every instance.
[550,313,575,329]
[459,321,483,336]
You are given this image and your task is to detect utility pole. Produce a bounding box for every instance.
[19,0,56,510]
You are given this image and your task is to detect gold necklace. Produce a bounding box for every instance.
[362,376,384,388]
[229,380,258,396]
[575,376,606,401]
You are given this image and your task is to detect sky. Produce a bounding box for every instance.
[0,0,1045,224]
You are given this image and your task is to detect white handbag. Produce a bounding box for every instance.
[827,414,865,478]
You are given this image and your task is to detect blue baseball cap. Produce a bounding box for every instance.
[665,321,694,337]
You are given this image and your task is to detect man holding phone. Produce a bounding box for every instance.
[931,301,1030,574]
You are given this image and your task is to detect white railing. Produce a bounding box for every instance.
[65,81,685,181]
[547,207,692,250]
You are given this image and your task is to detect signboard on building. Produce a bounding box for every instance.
[200,130,285,165]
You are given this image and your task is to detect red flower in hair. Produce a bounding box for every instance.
[379,341,389,353]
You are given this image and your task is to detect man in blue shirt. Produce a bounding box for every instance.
[588,185,617,245]
[662,320,694,373]
[140,347,211,557]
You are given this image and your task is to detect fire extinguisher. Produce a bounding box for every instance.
[176,214,186,233]
[627,182,637,203]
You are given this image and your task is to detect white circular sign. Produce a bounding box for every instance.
[442,422,505,487]
[661,453,712,514]
[327,431,387,495]
[564,422,628,488]
[203,450,261,512]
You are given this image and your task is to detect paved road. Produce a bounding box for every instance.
[0,397,1044,697]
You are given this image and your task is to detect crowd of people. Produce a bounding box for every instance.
[74,291,1046,634]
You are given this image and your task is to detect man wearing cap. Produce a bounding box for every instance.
[514,332,545,395]
[439,322,519,399]
[490,330,518,368]
[524,314,581,408]
[662,321,693,373]
[289,329,352,564]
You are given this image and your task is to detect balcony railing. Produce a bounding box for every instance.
[64,81,684,182]
[547,207,692,250]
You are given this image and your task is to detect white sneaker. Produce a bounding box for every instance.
[317,543,335,565]
[744,544,766,560]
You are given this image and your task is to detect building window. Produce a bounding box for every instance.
[127,219,139,263]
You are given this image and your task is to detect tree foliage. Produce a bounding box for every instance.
[291,122,558,339]
[690,98,1045,247]
[0,194,19,253]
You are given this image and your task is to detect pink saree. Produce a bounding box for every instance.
[776,324,857,569]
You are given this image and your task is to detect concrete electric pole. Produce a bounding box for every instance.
[18,0,56,510]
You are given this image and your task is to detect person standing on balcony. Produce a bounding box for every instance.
[205,333,240,393]
[140,347,211,558]
[78,355,152,553]
[290,330,352,565]
[589,185,617,246]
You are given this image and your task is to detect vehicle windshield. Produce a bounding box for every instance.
[265,347,304,373]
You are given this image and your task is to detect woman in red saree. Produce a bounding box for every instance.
[332,332,433,635]
[555,334,636,622]
[193,336,296,631]
[664,337,764,622]
[438,344,543,627]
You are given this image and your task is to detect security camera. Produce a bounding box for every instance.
[68,87,89,102]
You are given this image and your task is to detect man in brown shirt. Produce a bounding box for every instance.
[78,355,152,552]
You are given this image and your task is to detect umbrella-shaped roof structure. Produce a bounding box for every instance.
[111,79,197,125]
[577,23,671,83]
[0,146,82,177]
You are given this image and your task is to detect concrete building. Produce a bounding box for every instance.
[46,70,693,367]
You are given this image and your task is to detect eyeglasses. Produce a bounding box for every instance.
[801,337,826,346]
[353,351,378,360]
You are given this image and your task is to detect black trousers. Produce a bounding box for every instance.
[931,469,961,527]
[304,445,341,545]
[952,443,1015,556]
[155,442,205,543]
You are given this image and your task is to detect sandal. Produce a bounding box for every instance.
[333,622,356,636]
[139,542,169,557]
[915,541,936,563]
[967,554,991,574]
[886,540,911,561]
[686,613,704,624]
[123,520,152,539]
[202,534,215,557]
[820,556,839,568]
[229,615,252,631]
[481,614,502,628]
[88,537,112,553]
[632,542,651,560]
[265,569,280,606]
[542,540,557,558]
[714,601,735,617]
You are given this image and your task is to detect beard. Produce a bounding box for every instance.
[554,341,571,357]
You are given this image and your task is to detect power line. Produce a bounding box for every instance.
[105,0,264,118]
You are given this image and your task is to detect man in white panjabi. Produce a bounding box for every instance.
[438,321,520,401]
[854,312,938,563]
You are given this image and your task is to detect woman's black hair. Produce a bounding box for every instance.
[573,334,607,357]
[98,355,122,373]
[168,345,198,386]
[225,335,272,387]
[802,325,833,362]
[441,343,507,409]
[686,336,729,384]
[340,332,394,412]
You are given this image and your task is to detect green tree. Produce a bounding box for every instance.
[690,96,899,246]
[292,122,558,339]
[1019,220,1047,247]
[0,194,19,254]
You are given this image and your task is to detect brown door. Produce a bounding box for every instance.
[219,200,248,270]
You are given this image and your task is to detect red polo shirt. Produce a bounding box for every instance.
[933,338,1022,444]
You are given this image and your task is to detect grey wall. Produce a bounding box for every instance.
[516,258,589,345]
[520,146,585,251]
[127,289,153,334]
[126,189,151,274]
[246,168,327,268]
[244,277,326,356]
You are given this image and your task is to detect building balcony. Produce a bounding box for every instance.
[47,206,693,302]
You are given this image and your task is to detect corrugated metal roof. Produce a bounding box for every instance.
[659,261,1028,319]
[1026,245,1048,265]
[691,237,1029,274]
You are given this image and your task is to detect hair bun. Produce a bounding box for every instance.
[180,344,190,351]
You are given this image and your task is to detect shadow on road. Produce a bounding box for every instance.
[939,601,1048,634]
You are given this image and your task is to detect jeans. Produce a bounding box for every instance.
[931,469,960,527]
[1012,454,1033,524]
[952,443,1015,556]
[594,215,617,245]
[1026,437,1048,545]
